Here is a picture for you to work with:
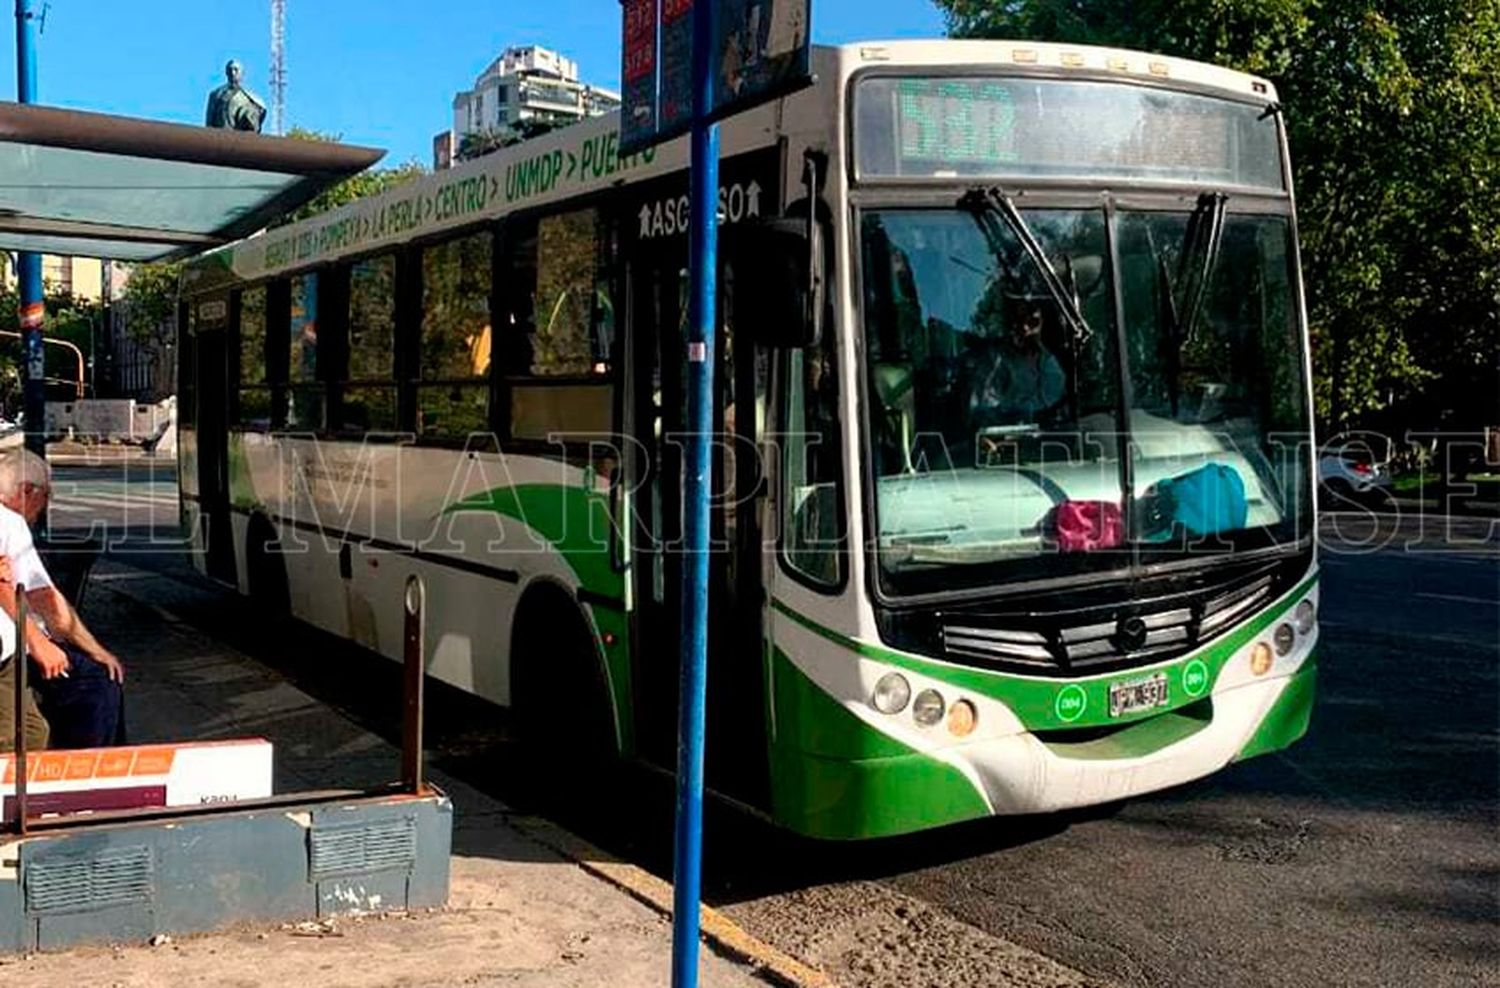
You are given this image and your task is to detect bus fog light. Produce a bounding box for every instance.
[1293,600,1316,635]
[871,673,911,715]
[947,699,977,737]
[1273,623,1296,656]
[912,689,945,727]
[1249,642,1274,676]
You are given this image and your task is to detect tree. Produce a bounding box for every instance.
[273,127,426,227]
[455,118,564,163]
[113,260,183,398]
[935,0,1500,436]
[0,281,105,407]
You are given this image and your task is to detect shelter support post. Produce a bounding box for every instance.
[14,0,44,457]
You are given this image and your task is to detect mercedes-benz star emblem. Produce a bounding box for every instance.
[1115,616,1149,652]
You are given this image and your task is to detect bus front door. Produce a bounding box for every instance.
[626,245,770,808]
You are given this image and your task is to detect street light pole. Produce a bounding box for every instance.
[14,0,45,455]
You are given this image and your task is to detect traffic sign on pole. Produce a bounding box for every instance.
[616,3,812,987]
[620,0,812,156]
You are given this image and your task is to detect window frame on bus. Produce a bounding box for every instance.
[410,223,497,447]
[492,199,621,460]
[326,248,403,439]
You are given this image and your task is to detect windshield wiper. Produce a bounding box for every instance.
[1176,191,1228,345]
[1152,191,1228,416]
[959,187,1093,344]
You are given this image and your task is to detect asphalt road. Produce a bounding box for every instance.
[55,463,1500,988]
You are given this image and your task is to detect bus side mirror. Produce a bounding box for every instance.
[732,217,824,349]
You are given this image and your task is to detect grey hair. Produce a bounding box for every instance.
[0,448,50,498]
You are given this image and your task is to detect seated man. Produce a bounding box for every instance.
[0,450,124,749]
[0,552,53,752]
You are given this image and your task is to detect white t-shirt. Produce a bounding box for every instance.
[0,504,53,664]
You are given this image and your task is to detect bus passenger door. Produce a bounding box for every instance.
[192,293,237,584]
[705,249,771,806]
[624,238,771,808]
[625,248,685,766]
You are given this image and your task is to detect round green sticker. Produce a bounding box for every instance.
[1182,659,1210,698]
[1054,684,1088,722]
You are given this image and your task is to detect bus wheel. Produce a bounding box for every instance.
[245,516,290,619]
[510,587,617,790]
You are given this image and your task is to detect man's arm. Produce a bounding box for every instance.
[0,558,68,679]
[25,586,124,683]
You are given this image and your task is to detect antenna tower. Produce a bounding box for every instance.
[270,0,287,135]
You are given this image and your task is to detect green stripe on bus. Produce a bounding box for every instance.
[772,573,1316,734]
[769,647,991,840]
[444,482,632,753]
[1234,659,1317,762]
[445,483,623,599]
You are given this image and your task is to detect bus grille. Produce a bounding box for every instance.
[937,572,1275,676]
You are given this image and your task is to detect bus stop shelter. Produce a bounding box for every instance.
[0,101,452,953]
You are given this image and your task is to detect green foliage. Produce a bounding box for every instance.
[935,0,1500,433]
[274,127,425,227]
[455,118,565,162]
[118,260,184,346]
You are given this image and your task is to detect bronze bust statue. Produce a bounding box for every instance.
[205,60,267,132]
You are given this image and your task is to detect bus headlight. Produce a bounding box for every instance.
[871,673,911,715]
[1293,600,1316,635]
[1273,622,1296,656]
[912,689,945,727]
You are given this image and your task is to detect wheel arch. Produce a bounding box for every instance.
[509,574,623,755]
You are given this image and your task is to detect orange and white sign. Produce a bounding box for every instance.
[0,738,272,821]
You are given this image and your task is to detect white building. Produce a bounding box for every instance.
[439,45,620,167]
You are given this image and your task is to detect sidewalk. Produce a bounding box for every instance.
[0,559,778,988]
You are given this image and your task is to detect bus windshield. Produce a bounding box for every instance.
[860,204,1311,597]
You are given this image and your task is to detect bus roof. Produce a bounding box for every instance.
[185,39,1278,287]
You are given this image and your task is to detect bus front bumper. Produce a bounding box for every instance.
[770,658,1317,842]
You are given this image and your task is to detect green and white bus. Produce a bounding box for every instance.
[179,41,1319,840]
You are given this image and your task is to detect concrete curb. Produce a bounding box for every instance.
[512,816,835,988]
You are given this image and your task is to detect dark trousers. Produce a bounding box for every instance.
[32,644,125,750]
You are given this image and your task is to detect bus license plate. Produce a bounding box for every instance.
[1109,673,1170,717]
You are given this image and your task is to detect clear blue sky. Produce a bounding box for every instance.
[0,1,947,167]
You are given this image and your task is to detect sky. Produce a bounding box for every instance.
[0,1,947,167]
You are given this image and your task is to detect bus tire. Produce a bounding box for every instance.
[510,584,616,784]
[244,515,291,618]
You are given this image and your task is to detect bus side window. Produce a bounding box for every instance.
[419,231,493,440]
[343,254,399,434]
[233,285,272,430]
[501,208,615,443]
[288,272,323,431]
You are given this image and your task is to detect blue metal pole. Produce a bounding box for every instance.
[670,0,718,985]
[15,0,45,456]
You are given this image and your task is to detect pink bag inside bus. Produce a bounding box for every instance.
[1051,500,1124,552]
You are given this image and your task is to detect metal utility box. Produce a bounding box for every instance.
[0,791,452,953]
